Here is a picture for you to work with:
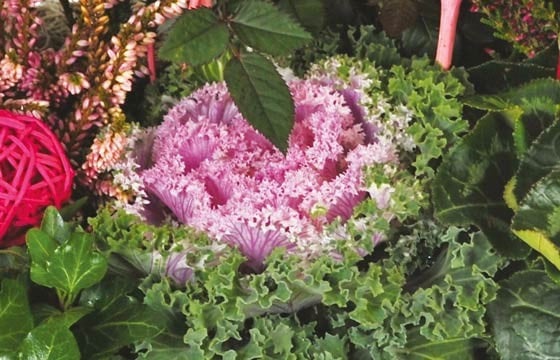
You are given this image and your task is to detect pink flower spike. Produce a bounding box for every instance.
[435,0,462,70]
[188,0,212,9]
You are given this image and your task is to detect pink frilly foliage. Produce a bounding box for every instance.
[139,79,399,269]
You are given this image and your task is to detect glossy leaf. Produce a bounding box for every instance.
[231,0,312,56]
[19,321,80,360]
[49,232,107,294]
[488,270,560,359]
[512,172,560,270]
[513,121,560,202]
[158,8,229,66]
[225,52,294,152]
[432,112,529,258]
[40,206,71,244]
[0,278,33,354]
[78,295,165,359]
[26,228,57,268]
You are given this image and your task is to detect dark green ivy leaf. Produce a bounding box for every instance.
[224,52,294,152]
[19,321,80,360]
[488,270,560,359]
[159,8,229,66]
[78,277,164,359]
[231,0,312,56]
[40,206,71,244]
[0,278,33,355]
[432,113,529,258]
[31,232,108,295]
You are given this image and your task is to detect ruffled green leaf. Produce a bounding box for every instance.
[488,270,560,359]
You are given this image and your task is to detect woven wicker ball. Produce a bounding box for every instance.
[0,110,74,247]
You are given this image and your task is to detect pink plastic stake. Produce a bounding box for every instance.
[435,0,462,70]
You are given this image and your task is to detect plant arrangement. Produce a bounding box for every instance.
[1,0,560,359]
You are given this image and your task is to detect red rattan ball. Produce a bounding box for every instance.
[0,110,74,247]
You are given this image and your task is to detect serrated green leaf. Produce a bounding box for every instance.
[159,8,229,66]
[42,232,107,295]
[40,206,70,244]
[467,61,555,93]
[19,321,80,360]
[488,270,560,360]
[225,52,294,151]
[231,0,312,56]
[0,278,33,354]
[277,0,325,34]
[432,112,529,258]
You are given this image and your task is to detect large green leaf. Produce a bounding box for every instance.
[432,112,529,257]
[277,0,325,34]
[465,78,560,113]
[513,121,560,202]
[467,61,555,94]
[33,232,108,295]
[78,295,165,359]
[158,8,229,66]
[19,321,80,360]
[230,0,312,56]
[0,278,33,354]
[512,172,560,270]
[224,52,294,152]
[488,270,560,359]
[78,277,164,358]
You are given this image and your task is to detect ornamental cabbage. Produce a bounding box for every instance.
[133,70,413,269]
